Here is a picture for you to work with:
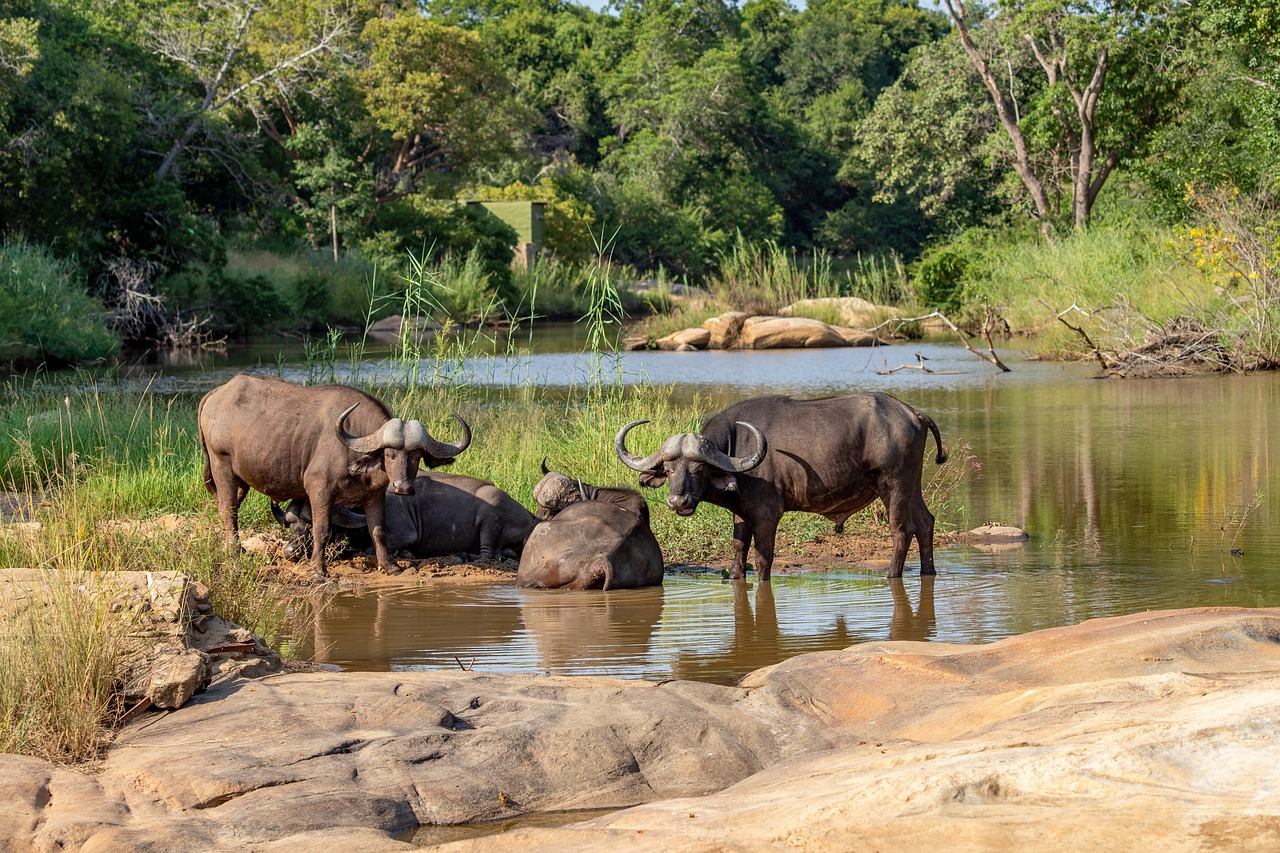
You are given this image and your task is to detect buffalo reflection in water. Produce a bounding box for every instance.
[671,576,938,684]
[518,586,665,674]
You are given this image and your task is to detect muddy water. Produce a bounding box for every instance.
[272,340,1280,687]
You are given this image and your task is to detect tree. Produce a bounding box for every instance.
[358,14,527,203]
[142,0,365,186]
[855,35,1005,229]
[940,0,1190,231]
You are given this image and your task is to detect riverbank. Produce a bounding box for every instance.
[4,604,1279,851]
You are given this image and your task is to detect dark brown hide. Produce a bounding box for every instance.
[518,470,665,590]
[197,374,469,575]
[616,392,946,580]
[274,471,536,561]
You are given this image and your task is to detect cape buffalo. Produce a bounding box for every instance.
[272,471,537,561]
[615,392,947,581]
[518,463,665,590]
[197,374,470,576]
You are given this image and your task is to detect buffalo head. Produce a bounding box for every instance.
[337,404,471,495]
[271,499,366,559]
[532,457,588,521]
[614,420,766,515]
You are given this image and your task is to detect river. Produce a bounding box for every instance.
[115,328,1280,686]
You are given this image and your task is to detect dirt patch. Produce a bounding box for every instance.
[244,530,521,588]
[247,523,1002,587]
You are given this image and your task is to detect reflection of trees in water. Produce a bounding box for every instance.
[671,578,939,685]
[519,587,665,673]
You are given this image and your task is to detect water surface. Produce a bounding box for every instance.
[261,337,1280,685]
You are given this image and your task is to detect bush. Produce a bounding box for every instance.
[913,245,971,310]
[0,240,118,368]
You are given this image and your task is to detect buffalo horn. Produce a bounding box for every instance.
[331,505,367,528]
[615,420,665,472]
[337,403,386,453]
[541,456,552,476]
[406,413,472,458]
[695,421,767,473]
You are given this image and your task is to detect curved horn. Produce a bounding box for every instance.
[337,403,384,453]
[541,456,552,476]
[615,420,665,472]
[331,505,368,529]
[697,421,767,473]
[407,412,471,459]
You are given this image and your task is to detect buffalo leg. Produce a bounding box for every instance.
[752,518,778,582]
[307,491,336,578]
[884,492,916,579]
[914,491,937,575]
[363,495,395,572]
[477,517,500,561]
[729,516,753,579]
[207,454,246,544]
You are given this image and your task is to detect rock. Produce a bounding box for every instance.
[654,327,711,351]
[833,326,885,346]
[702,312,749,349]
[738,316,848,349]
[957,523,1030,542]
[147,648,211,709]
[366,315,439,345]
[779,296,896,329]
[3,608,1280,851]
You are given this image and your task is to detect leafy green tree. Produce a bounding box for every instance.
[855,35,1007,231]
[778,0,946,157]
[358,14,528,201]
[940,0,1191,231]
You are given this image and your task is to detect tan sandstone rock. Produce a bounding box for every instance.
[737,316,848,349]
[702,311,749,349]
[3,608,1280,851]
[654,327,712,351]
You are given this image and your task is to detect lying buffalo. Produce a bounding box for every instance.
[517,462,665,590]
[272,471,537,562]
[615,392,947,580]
[198,374,470,576]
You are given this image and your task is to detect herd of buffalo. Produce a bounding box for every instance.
[197,373,948,589]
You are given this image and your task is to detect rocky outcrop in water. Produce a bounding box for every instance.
[642,310,885,351]
[3,607,1280,851]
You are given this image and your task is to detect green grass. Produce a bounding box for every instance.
[959,221,1198,358]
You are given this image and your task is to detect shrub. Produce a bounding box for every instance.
[913,245,971,310]
[0,240,117,367]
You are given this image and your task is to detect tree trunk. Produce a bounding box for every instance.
[942,0,1054,234]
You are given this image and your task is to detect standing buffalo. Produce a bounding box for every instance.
[615,392,947,580]
[272,471,537,562]
[198,374,470,576]
[518,462,665,590]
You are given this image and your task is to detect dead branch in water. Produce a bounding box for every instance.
[877,352,962,375]
[1056,304,1233,377]
[868,307,1011,372]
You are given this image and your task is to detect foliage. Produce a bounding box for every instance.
[1171,182,1280,370]
[0,240,118,368]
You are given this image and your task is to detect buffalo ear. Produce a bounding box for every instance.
[349,452,383,476]
[638,471,667,488]
[710,472,738,493]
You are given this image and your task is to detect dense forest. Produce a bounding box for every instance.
[0,0,1277,367]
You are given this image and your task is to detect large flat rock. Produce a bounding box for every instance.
[3,607,1280,851]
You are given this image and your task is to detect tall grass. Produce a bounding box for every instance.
[963,221,1190,357]
[710,234,846,315]
[0,569,142,761]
